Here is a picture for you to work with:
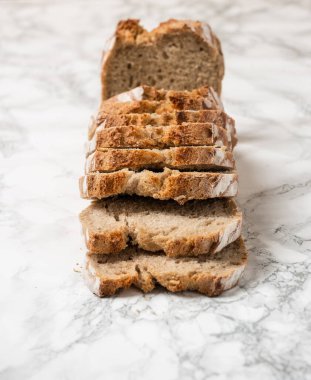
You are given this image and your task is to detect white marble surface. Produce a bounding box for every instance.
[1,0,311,379]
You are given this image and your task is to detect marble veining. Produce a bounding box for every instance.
[0,0,311,379]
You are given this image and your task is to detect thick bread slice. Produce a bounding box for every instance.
[101,19,224,99]
[84,238,247,297]
[88,110,236,142]
[79,197,242,257]
[79,169,238,204]
[86,122,233,153]
[85,146,234,173]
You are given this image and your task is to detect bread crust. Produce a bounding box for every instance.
[85,146,235,173]
[84,238,247,297]
[79,168,238,204]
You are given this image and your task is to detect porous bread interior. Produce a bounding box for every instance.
[104,33,222,99]
[80,197,241,253]
[88,238,247,280]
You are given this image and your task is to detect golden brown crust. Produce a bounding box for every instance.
[115,19,145,40]
[79,171,130,198]
[84,229,128,255]
[79,170,130,198]
[80,169,238,204]
[114,19,221,49]
[85,146,234,173]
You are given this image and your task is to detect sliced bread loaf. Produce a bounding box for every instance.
[84,238,247,297]
[79,197,242,257]
[79,169,238,204]
[101,19,224,99]
[85,146,235,173]
[86,122,233,153]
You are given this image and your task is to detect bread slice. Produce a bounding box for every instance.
[96,109,233,129]
[85,146,235,173]
[79,168,238,204]
[84,238,247,297]
[79,197,242,257]
[101,19,224,99]
[88,110,236,142]
[86,122,233,153]
[98,99,219,116]
[105,85,223,105]
[103,85,222,109]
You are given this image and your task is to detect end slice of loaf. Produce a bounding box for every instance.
[84,238,247,297]
[85,146,235,173]
[86,122,233,153]
[101,19,224,99]
[79,197,242,257]
[79,168,238,204]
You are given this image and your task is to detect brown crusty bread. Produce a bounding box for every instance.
[86,122,233,153]
[79,168,238,204]
[101,19,224,99]
[79,197,242,257]
[85,146,235,173]
[99,85,222,116]
[88,110,236,143]
[103,85,222,109]
[105,85,223,105]
[84,238,247,297]
[99,99,215,115]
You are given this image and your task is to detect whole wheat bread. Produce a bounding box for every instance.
[79,197,242,257]
[84,238,247,297]
[86,122,233,153]
[80,168,238,204]
[85,146,234,173]
[101,19,224,99]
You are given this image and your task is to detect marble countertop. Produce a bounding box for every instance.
[1,0,311,379]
